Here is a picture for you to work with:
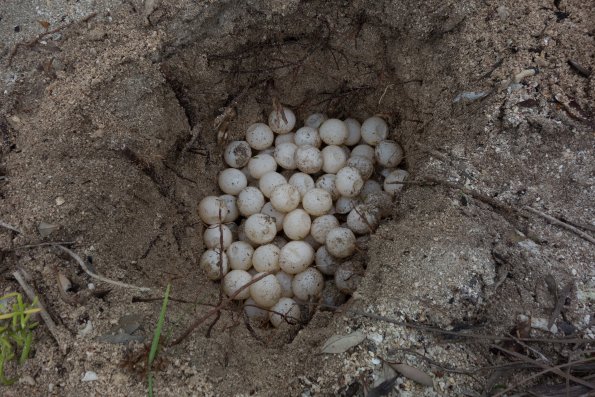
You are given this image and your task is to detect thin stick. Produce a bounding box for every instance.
[491,345,595,391]
[55,244,151,292]
[0,220,22,234]
[310,303,590,344]
[523,206,595,245]
[492,357,595,397]
[13,270,68,354]
[13,241,76,250]
[169,272,273,346]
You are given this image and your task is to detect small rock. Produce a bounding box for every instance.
[19,375,35,386]
[78,320,93,337]
[82,371,98,382]
[531,317,558,334]
[55,196,65,206]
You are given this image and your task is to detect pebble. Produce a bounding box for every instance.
[82,371,98,382]
[55,196,65,206]
[19,375,36,386]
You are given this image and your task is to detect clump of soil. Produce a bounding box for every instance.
[0,0,593,395]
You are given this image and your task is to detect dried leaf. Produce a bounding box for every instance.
[389,363,434,387]
[321,331,365,354]
[38,221,59,238]
[37,20,50,30]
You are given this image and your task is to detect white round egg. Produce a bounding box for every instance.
[219,194,239,223]
[292,268,324,301]
[319,119,348,145]
[304,113,328,129]
[246,123,274,150]
[237,186,265,216]
[227,241,254,271]
[361,116,388,145]
[218,168,248,195]
[270,183,301,213]
[344,118,361,146]
[321,145,348,174]
[346,156,374,180]
[275,132,295,145]
[268,106,296,134]
[269,297,301,327]
[200,249,229,280]
[325,227,356,258]
[310,215,340,245]
[250,273,282,308]
[275,271,294,298]
[351,144,375,161]
[203,224,233,250]
[252,244,281,273]
[315,246,341,275]
[222,269,252,299]
[259,172,287,198]
[295,145,323,174]
[375,140,403,168]
[335,196,360,214]
[315,174,340,201]
[224,140,252,168]
[335,261,363,294]
[346,204,380,235]
[244,213,277,244]
[288,173,316,198]
[261,202,285,232]
[279,241,314,274]
[198,196,228,225]
[335,166,364,198]
[247,154,277,179]
[283,209,311,240]
[302,188,333,216]
[273,142,298,170]
[294,126,322,148]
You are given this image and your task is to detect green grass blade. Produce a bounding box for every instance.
[148,372,154,397]
[148,284,171,366]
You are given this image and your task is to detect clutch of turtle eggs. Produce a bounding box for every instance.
[198,106,408,327]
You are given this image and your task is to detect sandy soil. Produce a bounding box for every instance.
[0,0,593,396]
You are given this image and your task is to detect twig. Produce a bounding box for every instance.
[0,220,22,234]
[169,272,273,346]
[12,270,68,354]
[55,244,151,292]
[490,345,595,391]
[492,356,595,397]
[12,241,76,250]
[523,206,595,245]
[8,13,97,65]
[310,303,591,344]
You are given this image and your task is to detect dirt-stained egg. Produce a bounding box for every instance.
[269,297,301,327]
[246,123,274,150]
[319,119,348,145]
[200,249,229,280]
[250,272,282,308]
[361,116,388,145]
[223,269,252,299]
[198,196,229,225]
[325,227,356,258]
[268,106,296,134]
[279,241,314,274]
[244,213,277,244]
[227,241,254,271]
[224,140,252,168]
